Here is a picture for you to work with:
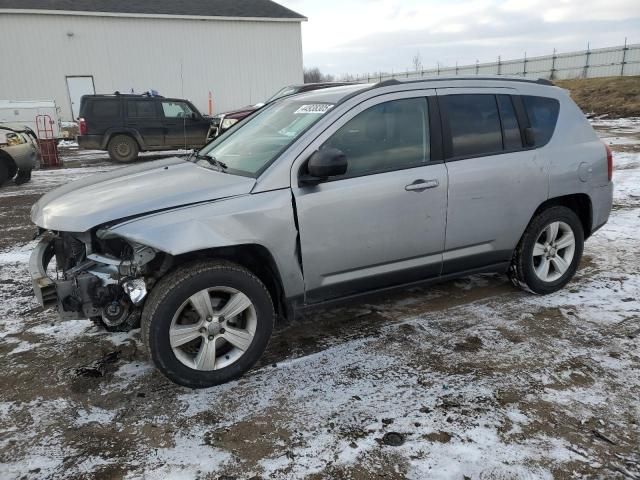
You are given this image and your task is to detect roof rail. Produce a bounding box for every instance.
[371,76,555,89]
[332,75,555,110]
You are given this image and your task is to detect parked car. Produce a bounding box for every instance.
[0,100,62,140]
[77,93,214,162]
[211,82,353,137]
[29,77,613,388]
[0,123,39,185]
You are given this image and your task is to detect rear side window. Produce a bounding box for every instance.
[128,100,157,118]
[497,95,522,150]
[523,96,560,146]
[89,99,120,118]
[441,94,502,158]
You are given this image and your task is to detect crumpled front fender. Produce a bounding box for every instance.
[108,190,304,298]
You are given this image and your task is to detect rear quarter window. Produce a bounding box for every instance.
[523,96,560,147]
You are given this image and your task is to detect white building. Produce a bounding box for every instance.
[0,0,306,121]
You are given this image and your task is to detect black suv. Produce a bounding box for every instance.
[78,94,213,162]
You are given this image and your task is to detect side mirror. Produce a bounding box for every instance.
[524,127,536,147]
[300,148,348,185]
[191,112,199,120]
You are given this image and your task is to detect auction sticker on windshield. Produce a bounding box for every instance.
[294,104,334,114]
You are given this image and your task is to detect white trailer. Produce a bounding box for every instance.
[0,100,62,139]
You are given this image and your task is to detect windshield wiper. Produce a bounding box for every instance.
[186,151,228,172]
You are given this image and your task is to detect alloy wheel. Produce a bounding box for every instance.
[532,221,576,282]
[169,287,257,371]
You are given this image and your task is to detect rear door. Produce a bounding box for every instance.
[291,90,448,303]
[125,98,164,147]
[438,88,548,273]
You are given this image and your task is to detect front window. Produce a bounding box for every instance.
[197,99,334,177]
[322,97,430,178]
[162,101,194,118]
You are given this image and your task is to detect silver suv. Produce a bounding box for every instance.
[29,77,613,388]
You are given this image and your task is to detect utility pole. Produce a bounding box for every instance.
[497,56,501,75]
[523,51,527,77]
[550,48,557,80]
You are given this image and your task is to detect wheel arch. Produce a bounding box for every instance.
[0,150,18,180]
[102,129,146,150]
[532,193,593,239]
[169,244,289,320]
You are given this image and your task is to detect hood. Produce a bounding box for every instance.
[1,123,36,136]
[31,157,256,232]
[221,106,258,120]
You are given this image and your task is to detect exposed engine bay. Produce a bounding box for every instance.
[30,229,166,331]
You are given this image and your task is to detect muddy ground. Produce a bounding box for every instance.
[1,120,639,479]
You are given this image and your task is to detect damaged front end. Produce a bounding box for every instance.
[30,229,162,331]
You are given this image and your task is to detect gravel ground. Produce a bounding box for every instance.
[0,120,639,480]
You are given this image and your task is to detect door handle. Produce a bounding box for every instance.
[405,179,439,192]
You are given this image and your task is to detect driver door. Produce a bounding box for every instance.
[161,100,208,148]
[291,91,448,303]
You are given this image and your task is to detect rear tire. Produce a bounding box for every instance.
[108,135,139,163]
[141,260,275,388]
[510,206,584,295]
[0,160,8,185]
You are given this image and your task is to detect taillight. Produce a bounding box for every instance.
[604,143,613,182]
[79,118,87,135]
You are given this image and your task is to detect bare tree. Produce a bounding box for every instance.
[412,52,423,73]
[303,67,335,83]
[339,73,356,82]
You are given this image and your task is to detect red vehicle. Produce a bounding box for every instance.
[211,82,353,136]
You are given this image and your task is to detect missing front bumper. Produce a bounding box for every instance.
[29,236,57,308]
[29,234,151,322]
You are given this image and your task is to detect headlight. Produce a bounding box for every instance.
[221,118,239,130]
[5,133,26,146]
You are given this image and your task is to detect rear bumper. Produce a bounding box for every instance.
[590,182,614,234]
[77,135,104,150]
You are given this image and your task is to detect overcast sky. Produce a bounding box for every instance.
[278,0,640,76]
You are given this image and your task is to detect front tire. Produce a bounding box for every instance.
[108,135,139,163]
[510,206,584,295]
[14,169,32,185]
[141,260,275,388]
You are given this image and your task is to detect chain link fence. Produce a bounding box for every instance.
[355,42,640,83]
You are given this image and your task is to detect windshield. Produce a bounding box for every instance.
[197,99,334,177]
